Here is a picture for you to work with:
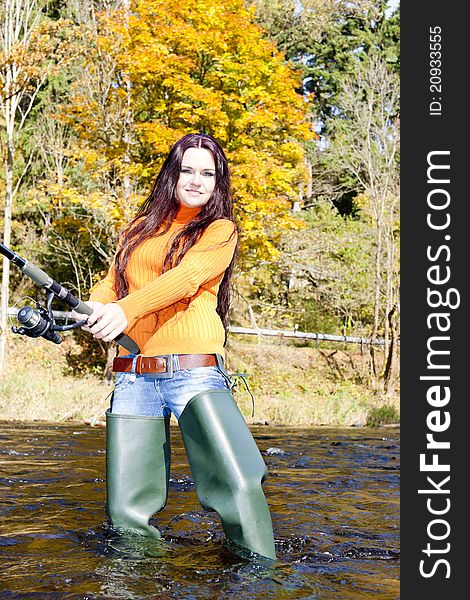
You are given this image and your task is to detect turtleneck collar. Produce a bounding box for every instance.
[174,204,202,224]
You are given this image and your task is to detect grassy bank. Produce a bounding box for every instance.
[0,334,399,427]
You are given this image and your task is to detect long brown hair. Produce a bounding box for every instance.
[113,133,238,334]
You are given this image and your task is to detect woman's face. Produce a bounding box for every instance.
[176,147,216,208]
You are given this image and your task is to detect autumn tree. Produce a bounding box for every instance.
[325,54,399,391]
[0,0,70,372]
[13,0,311,372]
[53,0,312,272]
[245,1,400,342]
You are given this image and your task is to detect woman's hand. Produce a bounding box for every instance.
[84,303,128,342]
[70,301,104,324]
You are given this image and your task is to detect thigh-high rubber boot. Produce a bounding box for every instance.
[105,410,170,539]
[178,390,276,560]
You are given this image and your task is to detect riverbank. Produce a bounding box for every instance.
[0,334,399,426]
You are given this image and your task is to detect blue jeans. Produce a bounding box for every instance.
[110,354,231,420]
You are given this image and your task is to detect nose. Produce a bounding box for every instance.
[190,171,202,186]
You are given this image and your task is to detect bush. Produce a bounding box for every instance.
[367,405,400,427]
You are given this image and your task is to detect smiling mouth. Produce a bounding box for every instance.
[186,189,201,194]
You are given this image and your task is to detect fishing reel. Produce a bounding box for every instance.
[11,291,87,345]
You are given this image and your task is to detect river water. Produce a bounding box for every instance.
[0,421,399,599]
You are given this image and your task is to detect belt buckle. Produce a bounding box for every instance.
[154,354,173,379]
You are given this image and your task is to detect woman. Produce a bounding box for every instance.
[80,133,276,560]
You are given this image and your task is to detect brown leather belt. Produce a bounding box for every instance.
[112,353,218,375]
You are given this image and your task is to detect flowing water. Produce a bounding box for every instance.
[0,421,399,599]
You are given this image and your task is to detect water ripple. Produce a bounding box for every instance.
[0,422,399,598]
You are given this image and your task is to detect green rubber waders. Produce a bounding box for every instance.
[178,390,276,560]
[105,410,170,538]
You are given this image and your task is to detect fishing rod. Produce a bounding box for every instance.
[0,242,140,354]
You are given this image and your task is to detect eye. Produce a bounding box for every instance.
[202,171,215,177]
[180,167,192,174]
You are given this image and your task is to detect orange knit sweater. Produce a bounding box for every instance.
[88,205,237,357]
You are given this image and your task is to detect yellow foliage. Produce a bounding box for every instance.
[59,0,314,264]
[0,18,73,98]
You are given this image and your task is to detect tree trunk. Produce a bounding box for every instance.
[369,211,383,389]
[0,0,44,373]
[0,140,14,374]
[122,0,133,212]
[383,304,399,395]
[104,342,117,384]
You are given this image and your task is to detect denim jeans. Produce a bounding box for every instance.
[110,354,231,420]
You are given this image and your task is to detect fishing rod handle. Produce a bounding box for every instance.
[21,262,50,286]
[72,301,141,355]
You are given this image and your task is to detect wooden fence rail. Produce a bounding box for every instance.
[228,326,389,346]
[7,308,392,346]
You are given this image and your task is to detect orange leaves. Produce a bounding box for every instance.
[0,17,73,101]
[58,0,313,264]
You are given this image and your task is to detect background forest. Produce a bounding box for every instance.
[0,0,400,425]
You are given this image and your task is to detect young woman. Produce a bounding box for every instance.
[80,133,276,560]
